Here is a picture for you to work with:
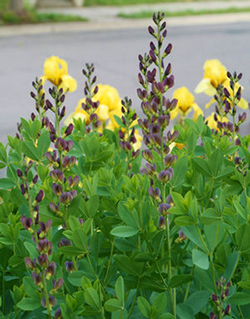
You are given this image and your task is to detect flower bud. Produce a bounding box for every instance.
[58,238,71,248]
[35,190,45,203]
[45,262,56,279]
[65,261,75,273]
[158,216,166,229]
[158,203,170,216]
[17,169,23,178]
[21,216,33,231]
[38,254,49,268]
[65,124,74,137]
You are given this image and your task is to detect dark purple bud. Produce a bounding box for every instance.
[164,154,177,167]
[164,63,172,77]
[60,94,65,103]
[17,169,23,178]
[59,192,74,205]
[165,75,174,89]
[211,293,217,302]
[148,26,155,36]
[30,91,36,99]
[158,168,174,183]
[66,140,74,152]
[118,130,125,139]
[224,304,231,315]
[238,73,243,80]
[33,174,38,184]
[148,187,161,201]
[227,71,232,79]
[35,190,45,203]
[41,295,56,309]
[55,308,62,319]
[37,238,52,255]
[149,50,157,62]
[138,73,144,85]
[31,113,36,121]
[165,43,172,56]
[39,220,52,237]
[52,278,64,293]
[52,183,63,196]
[239,112,247,123]
[20,183,27,195]
[142,149,153,163]
[223,88,230,98]
[224,100,231,113]
[158,216,165,229]
[21,216,33,231]
[48,122,56,135]
[32,273,42,287]
[158,203,171,216]
[38,254,49,268]
[25,257,36,270]
[46,99,53,110]
[58,238,71,248]
[65,261,75,273]
[68,175,80,188]
[162,29,167,38]
[50,169,64,183]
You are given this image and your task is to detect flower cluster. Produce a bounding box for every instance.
[210,277,231,319]
[137,12,178,225]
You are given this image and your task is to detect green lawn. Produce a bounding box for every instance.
[118,6,250,19]
[84,0,217,6]
[0,10,87,25]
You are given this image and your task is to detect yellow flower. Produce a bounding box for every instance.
[93,84,122,111]
[205,113,228,131]
[59,75,77,93]
[96,104,110,123]
[195,59,227,96]
[171,87,203,120]
[133,130,143,151]
[42,56,77,93]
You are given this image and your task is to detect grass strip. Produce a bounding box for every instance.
[84,0,199,6]
[0,10,87,25]
[118,7,250,19]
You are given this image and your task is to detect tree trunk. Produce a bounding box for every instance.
[9,0,24,13]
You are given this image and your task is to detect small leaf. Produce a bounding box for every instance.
[175,216,195,226]
[228,292,250,305]
[137,296,151,318]
[111,226,139,238]
[169,274,193,288]
[115,276,124,305]
[192,249,209,270]
[104,299,122,312]
[84,288,101,311]
[17,297,41,311]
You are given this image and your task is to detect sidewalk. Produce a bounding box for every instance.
[1,1,250,37]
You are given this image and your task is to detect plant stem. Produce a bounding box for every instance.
[42,269,53,319]
[166,215,175,316]
[104,238,115,285]
[127,278,140,318]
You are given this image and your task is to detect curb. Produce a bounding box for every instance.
[1,12,250,37]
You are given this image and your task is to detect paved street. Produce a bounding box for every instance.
[1,21,250,143]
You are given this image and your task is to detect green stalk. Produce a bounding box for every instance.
[42,269,53,319]
[127,278,140,318]
[104,238,115,285]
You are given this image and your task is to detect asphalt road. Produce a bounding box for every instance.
[1,21,250,144]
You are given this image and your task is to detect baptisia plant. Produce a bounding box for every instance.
[1,12,250,319]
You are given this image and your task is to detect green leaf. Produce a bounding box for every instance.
[115,276,124,305]
[223,252,239,281]
[152,292,167,315]
[159,314,175,319]
[170,156,188,189]
[137,296,151,318]
[68,271,85,287]
[17,297,41,311]
[184,291,210,314]
[194,267,213,292]
[72,228,88,251]
[228,292,250,305]
[182,226,204,251]
[86,195,99,218]
[133,252,155,262]
[115,256,144,276]
[118,201,139,227]
[208,149,223,176]
[84,288,101,311]
[192,157,212,177]
[59,246,86,256]
[200,208,220,225]
[37,130,50,158]
[176,304,194,319]
[22,141,40,161]
[175,216,195,227]
[236,223,250,253]
[111,226,139,238]
[23,276,37,298]
[192,249,209,270]
[104,299,123,312]
[0,178,16,190]
[169,274,193,288]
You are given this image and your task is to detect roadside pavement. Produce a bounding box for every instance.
[1,1,250,36]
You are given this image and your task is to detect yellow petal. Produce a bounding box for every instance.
[96,104,110,122]
[195,78,216,96]
[93,84,122,111]
[43,56,68,86]
[192,103,203,122]
[238,97,248,110]
[133,130,142,151]
[59,75,77,93]
[170,107,179,120]
[205,98,216,109]
[173,87,195,113]
[205,113,217,130]
[203,59,227,88]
